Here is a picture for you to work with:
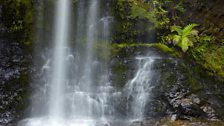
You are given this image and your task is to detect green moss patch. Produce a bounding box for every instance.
[111,43,180,57]
[193,45,224,78]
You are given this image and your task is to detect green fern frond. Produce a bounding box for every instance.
[179,37,190,52]
[190,29,199,36]
[168,23,198,52]
[182,24,199,37]
[172,35,181,45]
[170,25,182,35]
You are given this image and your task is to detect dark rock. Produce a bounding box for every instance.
[0,39,31,125]
[111,45,224,121]
[130,119,161,126]
[201,104,218,120]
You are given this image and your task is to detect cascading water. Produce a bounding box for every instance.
[19,0,71,125]
[19,0,114,126]
[18,0,157,126]
[48,0,70,118]
[124,57,155,121]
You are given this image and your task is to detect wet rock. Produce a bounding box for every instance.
[130,118,224,126]
[111,45,224,121]
[190,94,200,105]
[170,114,177,121]
[201,105,218,120]
[0,40,31,125]
[130,119,161,126]
[165,82,207,120]
[130,121,143,126]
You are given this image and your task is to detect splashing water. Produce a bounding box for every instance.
[124,57,155,121]
[18,0,158,126]
[19,0,113,126]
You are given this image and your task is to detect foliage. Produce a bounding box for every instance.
[130,0,169,29]
[112,0,140,43]
[111,43,179,57]
[165,24,199,52]
[157,0,185,23]
[130,0,186,28]
[112,0,178,43]
[0,0,33,45]
[193,45,224,77]
[189,34,224,77]
[112,0,224,79]
[203,47,224,77]
[190,35,215,57]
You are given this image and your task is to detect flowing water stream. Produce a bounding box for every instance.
[19,0,156,126]
[124,57,155,121]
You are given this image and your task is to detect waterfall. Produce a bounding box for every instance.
[18,0,156,126]
[19,0,113,126]
[48,0,70,118]
[124,57,155,121]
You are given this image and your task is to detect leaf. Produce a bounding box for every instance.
[170,25,182,35]
[188,40,194,47]
[172,35,181,45]
[182,24,199,37]
[169,23,198,52]
[202,35,214,41]
[174,1,186,13]
[175,5,185,13]
[179,37,189,52]
[190,29,199,36]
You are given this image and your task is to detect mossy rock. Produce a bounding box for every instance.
[111,43,180,58]
[192,44,224,79]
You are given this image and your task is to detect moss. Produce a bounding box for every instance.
[202,46,224,77]
[111,0,137,43]
[111,43,180,57]
[130,0,170,28]
[154,43,180,57]
[111,0,155,43]
[192,45,224,78]
[0,0,33,45]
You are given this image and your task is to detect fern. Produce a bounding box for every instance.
[169,23,199,52]
[182,24,199,37]
[171,25,182,35]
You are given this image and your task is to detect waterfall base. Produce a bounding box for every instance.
[18,117,111,126]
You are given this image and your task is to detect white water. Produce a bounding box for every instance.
[124,57,155,121]
[48,0,70,118]
[18,0,157,126]
[20,0,71,125]
[81,0,99,92]
[19,0,113,126]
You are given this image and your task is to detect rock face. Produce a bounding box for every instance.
[0,8,31,125]
[183,0,224,79]
[110,46,224,121]
[185,0,224,38]
[0,39,31,125]
[130,118,224,126]
[1,0,224,125]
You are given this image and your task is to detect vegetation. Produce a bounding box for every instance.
[2,0,220,78]
[164,24,199,52]
[112,0,224,79]
[0,0,33,45]
[111,43,179,56]
[130,0,169,29]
